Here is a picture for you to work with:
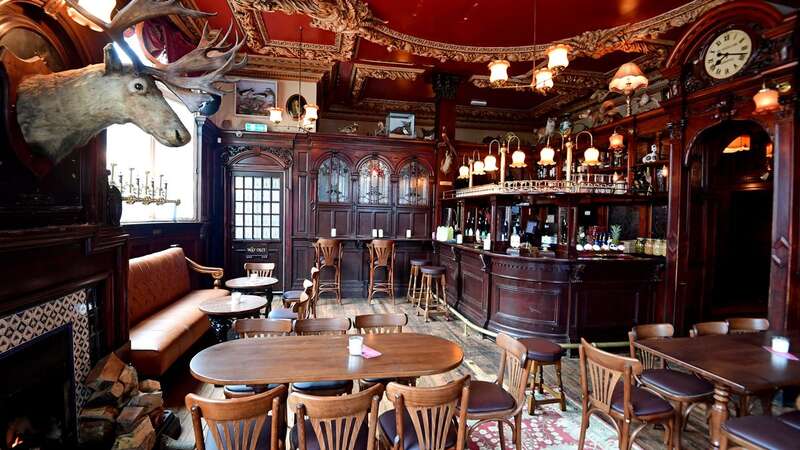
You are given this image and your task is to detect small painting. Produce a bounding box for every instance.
[386,112,415,139]
[285,94,307,120]
[235,79,278,117]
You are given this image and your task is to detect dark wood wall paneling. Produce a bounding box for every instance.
[209,132,438,296]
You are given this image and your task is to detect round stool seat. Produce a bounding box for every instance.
[410,258,431,267]
[519,337,564,362]
[282,290,302,301]
[268,308,298,320]
[420,265,446,276]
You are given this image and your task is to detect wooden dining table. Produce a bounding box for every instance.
[189,333,464,385]
[634,331,800,448]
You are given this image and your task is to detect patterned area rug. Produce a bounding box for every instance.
[467,395,638,450]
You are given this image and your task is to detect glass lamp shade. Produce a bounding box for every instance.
[609,62,648,95]
[488,60,510,85]
[67,0,115,31]
[753,86,780,114]
[534,68,554,93]
[483,153,498,172]
[268,107,284,124]
[472,160,486,175]
[547,44,570,71]
[510,149,527,168]
[609,131,625,150]
[583,146,601,166]
[458,164,470,179]
[303,103,319,122]
[538,146,556,166]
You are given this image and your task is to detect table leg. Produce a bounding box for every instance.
[265,288,273,316]
[709,383,730,448]
[208,316,232,343]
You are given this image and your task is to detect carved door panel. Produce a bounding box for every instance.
[229,171,284,290]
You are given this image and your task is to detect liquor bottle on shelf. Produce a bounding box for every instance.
[510,221,521,249]
[501,219,509,241]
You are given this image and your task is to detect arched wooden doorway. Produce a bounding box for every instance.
[223,147,293,291]
[683,120,773,322]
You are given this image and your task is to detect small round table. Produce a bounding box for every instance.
[199,295,268,342]
[225,276,278,313]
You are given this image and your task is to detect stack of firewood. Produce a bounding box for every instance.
[78,353,164,450]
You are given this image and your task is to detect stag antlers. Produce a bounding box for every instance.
[65,0,246,111]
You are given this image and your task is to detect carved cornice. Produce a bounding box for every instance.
[350,64,426,99]
[229,54,333,82]
[231,0,727,63]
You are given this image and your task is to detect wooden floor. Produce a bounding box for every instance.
[162,295,721,450]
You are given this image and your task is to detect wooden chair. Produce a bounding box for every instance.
[580,338,675,450]
[379,376,471,450]
[461,333,530,450]
[224,319,293,400]
[720,397,800,450]
[519,337,566,414]
[291,317,354,397]
[629,324,712,448]
[187,384,287,450]
[690,321,729,337]
[269,284,312,321]
[367,239,396,304]
[245,262,276,277]
[353,313,412,391]
[314,238,342,305]
[288,383,383,450]
[283,267,320,317]
[726,318,770,334]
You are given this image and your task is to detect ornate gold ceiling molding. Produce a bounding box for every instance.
[229,55,333,81]
[469,68,607,91]
[233,0,727,62]
[350,63,426,99]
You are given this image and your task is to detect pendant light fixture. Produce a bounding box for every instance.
[472,150,486,176]
[576,130,600,166]
[295,26,319,131]
[538,134,556,166]
[547,44,570,72]
[458,155,470,179]
[488,60,510,86]
[508,134,526,168]
[753,82,780,114]
[531,0,553,95]
[484,140,499,172]
[608,127,625,150]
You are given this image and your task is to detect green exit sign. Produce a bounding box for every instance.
[245,122,268,132]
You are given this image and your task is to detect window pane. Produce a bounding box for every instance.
[253,228,261,240]
[244,227,252,239]
[244,190,252,201]
[254,190,262,201]
[235,190,243,201]
[235,227,243,239]
[272,191,280,201]
[244,177,252,188]
[235,202,243,213]
[254,203,262,214]
[358,158,390,204]
[271,203,280,214]
[232,173,281,241]
[317,156,350,203]
[271,228,280,239]
[235,214,243,226]
[272,178,280,189]
[244,202,252,214]
[253,177,262,189]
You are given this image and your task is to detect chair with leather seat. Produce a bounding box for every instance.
[367,239,396,304]
[689,321,729,337]
[724,318,775,417]
[580,338,675,450]
[354,313,412,391]
[629,323,712,448]
[224,318,292,402]
[288,383,383,450]
[519,337,566,414]
[721,410,800,450]
[187,384,286,450]
[406,258,430,305]
[269,284,312,321]
[314,238,343,305]
[461,333,530,450]
[282,267,320,317]
[379,376,470,450]
[291,317,354,397]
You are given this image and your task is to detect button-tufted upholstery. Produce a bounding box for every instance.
[129,248,228,377]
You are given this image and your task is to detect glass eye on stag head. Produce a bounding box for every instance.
[703,29,752,80]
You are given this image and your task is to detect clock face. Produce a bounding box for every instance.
[704,29,753,79]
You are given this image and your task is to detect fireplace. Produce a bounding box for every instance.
[0,325,76,449]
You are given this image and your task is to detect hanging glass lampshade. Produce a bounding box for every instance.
[304,103,319,122]
[269,107,284,124]
[577,130,600,166]
[472,159,486,176]
[609,129,625,150]
[547,44,570,71]
[539,145,556,166]
[458,156,470,179]
[753,83,780,114]
[488,60,510,86]
[534,68,554,94]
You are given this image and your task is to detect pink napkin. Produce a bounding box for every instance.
[763,346,800,361]
[361,345,382,359]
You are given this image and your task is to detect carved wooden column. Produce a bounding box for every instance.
[432,73,461,229]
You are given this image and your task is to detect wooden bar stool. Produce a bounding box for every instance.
[415,265,449,322]
[519,337,566,414]
[367,239,395,304]
[406,258,430,305]
[313,238,342,305]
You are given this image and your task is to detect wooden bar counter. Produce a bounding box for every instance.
[436,242,664,343]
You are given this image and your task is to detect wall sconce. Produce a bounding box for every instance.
[753,82,780,114]
[484,140,499,172]
[269,107,284,124]
[509,135,526,169]
[457,155,470,180]
[488,60,510,86]
[67,0,115,31]
[538,134,556,166]
[576,130,600,166]
[471,151,485,175]
[609,127,625,150]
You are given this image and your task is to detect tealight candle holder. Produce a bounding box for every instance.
[772,336,790,353]
[378,229,384,238]
[372,229,378,237]
[406,229,412,238]
[331,228,337,237]
[231,292,242,304]
[249,272,258,279]
[348,336,364,356]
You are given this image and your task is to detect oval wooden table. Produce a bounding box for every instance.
[199,295,268,342]
[189,333,464,385]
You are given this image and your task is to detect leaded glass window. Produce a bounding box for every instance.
[398,160,429,206]
[317,155,350,203]
[233,174,282,240]
[358,158,390,205]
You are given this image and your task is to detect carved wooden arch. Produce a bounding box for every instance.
[395,155,434,177]
[223,145,293,168]
[665,0,784,70]
[354,153,394,174]
[683,118,772,167]
[310,150,356,174]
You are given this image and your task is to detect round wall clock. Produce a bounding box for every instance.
[703,29,752,79]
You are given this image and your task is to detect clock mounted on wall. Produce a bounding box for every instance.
[703,28,753,79]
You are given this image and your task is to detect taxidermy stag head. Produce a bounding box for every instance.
[13,0,245,166]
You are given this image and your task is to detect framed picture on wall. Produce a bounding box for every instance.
[235,78,278,118]
[386,112,415,138]
[285,94,307,120]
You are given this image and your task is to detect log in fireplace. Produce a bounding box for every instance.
[0,325,76,450]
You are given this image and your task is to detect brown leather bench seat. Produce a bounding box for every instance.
[128,247,227,377]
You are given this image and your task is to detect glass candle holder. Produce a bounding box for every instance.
[231,292,242,304]
[348,336,364,356]
[772,336,790,353]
